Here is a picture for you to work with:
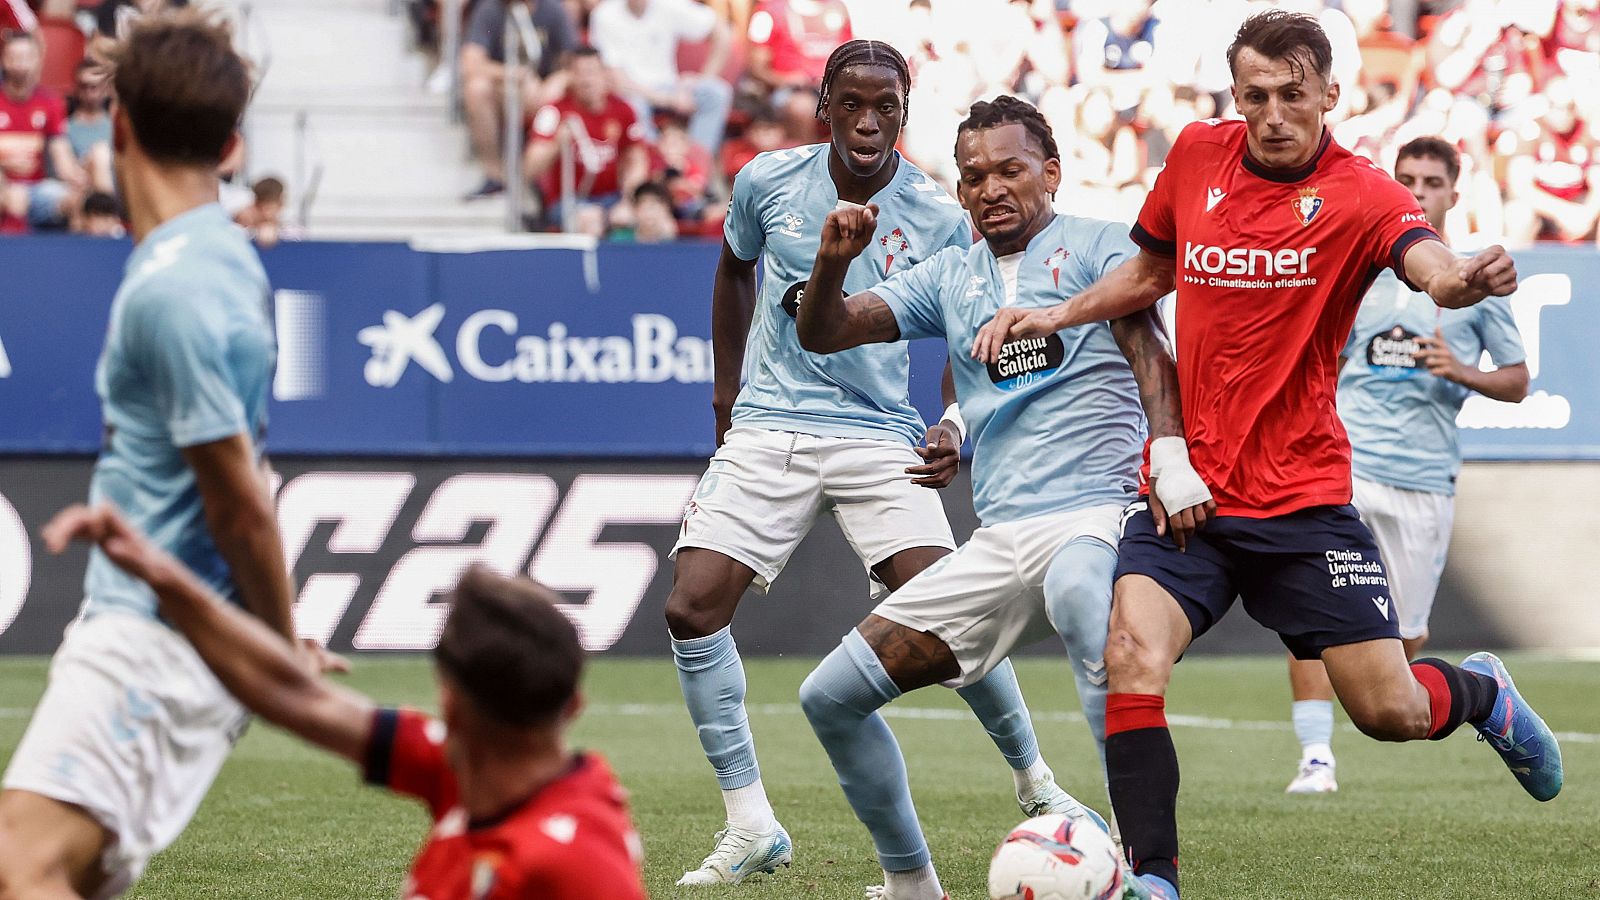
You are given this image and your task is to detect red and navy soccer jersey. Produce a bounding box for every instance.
[1130,119,1439,517]
[364,708,646,900]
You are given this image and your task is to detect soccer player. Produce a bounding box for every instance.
[669,41,1091,885]
[1284,137,1530,795]
[795,95,1206,900]
[974,12,1562,898]
[41,505,646,900]
[0,13,336,899]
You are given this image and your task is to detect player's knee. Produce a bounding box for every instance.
[1103,625,1169,692]
[1043,558,1111,638]
[797,668,844,733]
[1347,696,1430,742]
[663,587,731,640]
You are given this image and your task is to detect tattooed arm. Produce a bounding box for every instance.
[796,204,902,354]
[1111,307,1216,549]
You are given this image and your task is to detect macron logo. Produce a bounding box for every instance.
[1206,187,1226,212]
[1372,596,1391,620]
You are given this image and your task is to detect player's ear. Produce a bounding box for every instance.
[1448,187,1460,212]
[1323,78,1340,114]
[560,691,585,727]
[1043,156,1062,197]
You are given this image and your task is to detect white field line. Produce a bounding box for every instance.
[591,702,1600,744]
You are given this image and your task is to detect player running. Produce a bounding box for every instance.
[42,505,646,900]
[796,95,1204,900]
[0,14,339,898]
[669,41,1090,885]
[975,12,1563,898]
[1284,137,1530,795]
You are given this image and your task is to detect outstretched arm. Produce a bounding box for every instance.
[972,249,1176,362]
[43,505,375,764]
[796,204,902,354]
[1404,240,1518,310]
[1111,309,1215,550]
[711,240,759,446]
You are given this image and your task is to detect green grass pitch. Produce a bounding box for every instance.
[0,654,1595,898]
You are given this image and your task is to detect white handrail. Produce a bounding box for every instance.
[501,1,544,232]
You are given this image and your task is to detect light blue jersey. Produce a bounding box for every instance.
[725,144,969,445]
[85,203,276,620]
[876,214,1145,525]
[1338,269,1524,496]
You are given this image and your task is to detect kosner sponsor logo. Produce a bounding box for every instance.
[359,305,712,387]
[274,470,697,652]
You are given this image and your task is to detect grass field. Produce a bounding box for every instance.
[1,654,1595,899]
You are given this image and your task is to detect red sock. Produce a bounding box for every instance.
[1106,692,1166,737]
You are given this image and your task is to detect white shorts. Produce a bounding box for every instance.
[1352,476,1455,641]
[873,504,1123,688]
[3,612,248,898]
[673,427,956,598]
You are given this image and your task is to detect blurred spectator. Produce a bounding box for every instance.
[95,0,190,40]
[588,0,733,153]
[650,111,712,219]
[613,181,677,242]
[1427,0,1557,122]
[719,104,786,180]
[746,0,851,124]
[0,0,38,36]
[570,200,610,238]
[1545,0,1600,79]
[524,46,650,225]
[1502,74,1600,244]
[0,32,81,232]
[234,176,303,249]
[76,190,123,238]
[460,0,581,199]
[1072,0,1165,113]
[65,60,112,195]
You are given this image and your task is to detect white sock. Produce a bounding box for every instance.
[722,778,777,832]
[1012,757,1053,795]
[883,863,944,899]
[1302,743,1334,766]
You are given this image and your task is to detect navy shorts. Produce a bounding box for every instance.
[1114,501,1401,660]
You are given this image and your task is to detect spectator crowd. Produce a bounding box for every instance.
[431,0,1600,248]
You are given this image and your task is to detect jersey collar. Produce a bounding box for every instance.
[1241,128,1331,184]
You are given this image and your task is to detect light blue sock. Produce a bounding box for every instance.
[1292,699,1335,762]
[1043,538,1118,770]
[799,629,930,872]
[672,626,760,790]
[955,658,1041,771]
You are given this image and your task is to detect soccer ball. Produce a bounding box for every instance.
[987,814,1124,900]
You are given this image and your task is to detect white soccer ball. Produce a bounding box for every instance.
[987,814,1125,900]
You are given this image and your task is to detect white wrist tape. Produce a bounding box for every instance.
[939,403,966,445]
[1149,436,1212,513]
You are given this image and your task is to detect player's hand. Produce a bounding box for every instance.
[42,502,168,581]
[301,638,351,675]
[1148,481,1216,553]
[1147,437,1215,552]
[714,404,734,448]
[1458,245,1517,298]
[1413,327,1468,383]
[970,306,1059,363]
[908,422,961,488]
[818,203,879,265]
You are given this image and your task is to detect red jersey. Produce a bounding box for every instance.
[528,94,644,200]
[1131,119,1438,517]
[0,87,66,184]
[365,709,646,900]
[748,0,852,83]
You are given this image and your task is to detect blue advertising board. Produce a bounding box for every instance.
[0,236,1589,459]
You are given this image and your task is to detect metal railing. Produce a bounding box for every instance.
[440,0,464,121]
[501,0,542,232]
[293,110,326,231]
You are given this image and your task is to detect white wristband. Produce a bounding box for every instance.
[1149,437,1212,513]
[939,403,966,445]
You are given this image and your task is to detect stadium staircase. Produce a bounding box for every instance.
[224,0,502,239]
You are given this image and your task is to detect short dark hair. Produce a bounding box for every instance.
[1227,10,1333,85]
[433,566,585,729]
[109,10,251,167]
[1,31,37,53]
[633,180,672,207]
[83,191,120,217]
[956,94,1059,161]
[1396,136,1461,185]
[251,175,285,204]
[817,40,910,122]
[570,44,602,62]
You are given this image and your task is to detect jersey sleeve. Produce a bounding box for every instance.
[122,290,249,448]
[723,161,765,261]
[1080,218,1141,283]
[1474,297,1527,367]
[669,0,719,41]
[941,215,973,251]
[874,249,953,342]
[1131,124,1199,258]
[1360,164,1440,290]
[364,708,455,817]
[45,95,66,138]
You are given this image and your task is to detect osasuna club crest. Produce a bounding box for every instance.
[1291,186,1324,226]
[880,227,910,275]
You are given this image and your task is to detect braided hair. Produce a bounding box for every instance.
[956,95,1059,161]
[816,40,911,123]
